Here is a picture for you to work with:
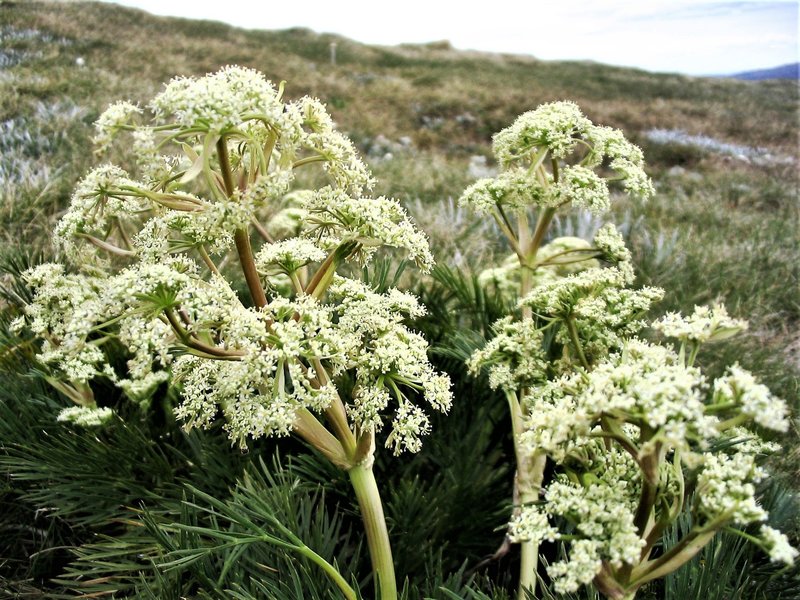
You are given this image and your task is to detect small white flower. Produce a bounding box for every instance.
[385,401,431,455]
[303,187,434,272]
[552,165,610,214]
[760,525,798,564]
[93,101,141,150]
[57,405,114,427]
[151,65,283,134]
[458,168,550,213]
[696,452,767,525]
[492,101,591,162]
[593,223,631,263]
[654,303,748,343]
[714,365,789,432]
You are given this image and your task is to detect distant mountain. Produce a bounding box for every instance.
[728,63,799,81]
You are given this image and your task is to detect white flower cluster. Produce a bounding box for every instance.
[518,264,663,362]
[695,451,767,524]
[510,447,645,594]
[520,265,634,318]
[492,101,591,162]
[303,187,434,272]
[22,264,107,383]
[760,525,798,564]
[593,223,631,264]
[584,125,655,198]
[93,100,141,150]
[291,97,375,193]
[115,315,172,399]
[150,65,284,134]
[173,294,343,445]
[714,364,789,432]
[57,405,115,427]
[517,379,585,461]
[551,165,610,213]
[654,303,748,344]
[467,317,548,391]
[53,164,149,254]
[519,340,715,460]
[477,101,653,213]
[329,277,452,454]
[458,168,550,214]
[255,238,326,276]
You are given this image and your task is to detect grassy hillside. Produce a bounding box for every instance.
[1,2,799,596]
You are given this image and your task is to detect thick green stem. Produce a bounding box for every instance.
[348,464,397,600]
[516,452,546,600]
[507,391,545,600]
[519,540,538,600]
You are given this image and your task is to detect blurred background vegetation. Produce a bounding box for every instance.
[1,2,798,598]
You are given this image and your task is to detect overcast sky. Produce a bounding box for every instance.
[100,0,798,75]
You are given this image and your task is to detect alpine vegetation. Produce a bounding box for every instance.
[461,102,795,599]
[14,66,452,600]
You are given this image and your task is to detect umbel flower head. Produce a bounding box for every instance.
[459,101,654,217]
[18,66,450,458]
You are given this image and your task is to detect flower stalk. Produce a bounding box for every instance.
[349,462,398,600]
